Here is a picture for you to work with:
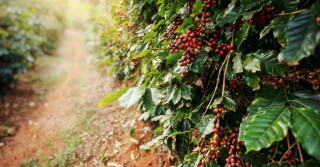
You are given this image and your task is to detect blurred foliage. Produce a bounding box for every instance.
[0,0,66,95]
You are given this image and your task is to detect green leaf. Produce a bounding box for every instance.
[291,108,320,161]
[141,54,152,74]
[223,97,236,111]
[191,50,208,73]
[216,7,240,26]
[254,50,289,75]
[274,16,291,43]
[193,0,203,15]
[173,87,182,104]
[175,17,193,33]
[247,86,285,114]
[176,119,192,160]
[99,87,129,107]
[243,72,260,90]
[240,0,266,12]
[311,2,320,17]
[166,2,177,19]
[197,114,216,139]
[232,54,243,73]
[293,90,320,114]
[243,54,261,73]
[260,20,274,39]
[235,22,250,50]
[119,87,146,108]
[275,0,300,12]
[181,85,193,100]
[239,104,291,152]
[158,4,166,17]
[279,11,320,64]
[143,31,156,42]
[142,88,163,108]
[167,52,183,66]
[133,49,151,59]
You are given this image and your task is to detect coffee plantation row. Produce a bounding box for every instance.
[0,0,65,95]
[97,0,320,166]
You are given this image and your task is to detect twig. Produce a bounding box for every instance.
[222,54,231,98]
[201,61,218,101]
[202,31,235,119]
[273,142,279,158]
[202,56,229,119]
[276,9,307,16]
[286,134,291,149]
[279,143,296,162]
[296,139,304,163]
[150,48,168,51]
[222,30,235,98]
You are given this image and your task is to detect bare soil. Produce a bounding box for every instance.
[0,29,171,167]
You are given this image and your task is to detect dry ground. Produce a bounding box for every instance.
[0,29,172,167]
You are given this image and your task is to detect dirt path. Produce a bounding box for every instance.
[0,29,90,166]
[0,27,171,167]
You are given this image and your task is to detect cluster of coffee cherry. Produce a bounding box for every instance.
[229,19,244,32]
[225,131,246,167]
[202,12,212,23]
[249,6,279,25]
[196,128,248,167]
[164,17,183,38]
[226,77,240,89]
[213,102,226,115]
[214,43,234,56]
[202,0,216,9]
[187,1,195,8]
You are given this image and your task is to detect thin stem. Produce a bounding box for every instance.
[286,134,291,149]
[150,48,168,51]
[222,54,231,98]
[202,55,229,119]
[222,30,235,98]
[296,139,305,163]
[279,143,296,162]
[273,142,279,158]
[201,61,218,101]
[276,9,307,16]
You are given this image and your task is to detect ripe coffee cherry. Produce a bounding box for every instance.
[249,6,279,25]
[164,16,183,38]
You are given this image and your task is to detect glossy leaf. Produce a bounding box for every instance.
[193,0,202,14]
[232,54,244,73]
[254,50,289,75]
[197,114,215,138]
[173,87,182,104]
[276,0,300,12]
[293,90,320,114]
[216,7,240,26]
[240,0,266,12]
[291,108,320,161]
[167,51,183,66]
[133,49,151,59]
[235,22,250,50]
[239,104,291,152]
[176,119,192,160]
[223,97,236,111]
[243,72,260,90]
[119,87,146,108]
[99,87,129,107]
[244,54,261,73]
[279,11,320,64]
[191,50,208,73]
[247,85,285,114]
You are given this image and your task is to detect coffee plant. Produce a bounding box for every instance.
[98,0,320,166]
[0,0,65,95]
